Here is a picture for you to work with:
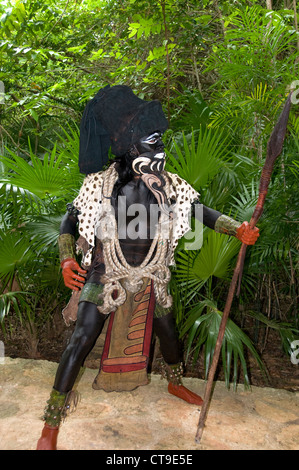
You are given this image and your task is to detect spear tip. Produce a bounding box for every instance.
[267,92,292,161]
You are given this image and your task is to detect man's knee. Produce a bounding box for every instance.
[67,327,97,361]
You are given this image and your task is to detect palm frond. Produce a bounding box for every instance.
[24,215,61,253]
[230,180,259,222]
[192,231,240,280]
[165,127,230,192]
[245,310,299,357]
[0,229,33,288]
[174,89,212,131]
[0,291,31,324]
[181,298,267,389]
[53,123,84,196]
[0,142,75,199]
[175,231,240,303]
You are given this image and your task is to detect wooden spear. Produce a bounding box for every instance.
[195,93,293,444]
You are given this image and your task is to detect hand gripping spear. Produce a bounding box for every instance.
[195,92,293,444]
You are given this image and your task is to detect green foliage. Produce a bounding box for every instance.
[165,127,230,192]
[180,298,267,389]
[0,124,81,343]
[1,143,70,198]
[0,229,33,289]
[206,5,298,91]
[0,291,30,324]
[0,0,298,387]
[174,231,241,302]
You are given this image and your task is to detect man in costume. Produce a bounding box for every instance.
[36,85,259,450]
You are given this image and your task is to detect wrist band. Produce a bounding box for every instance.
[58,233,76,263]
[214,214,240,237]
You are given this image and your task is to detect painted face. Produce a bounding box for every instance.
[136,132,164,155]
[132,132,166,175]
[135,132,165,158]
[130,132,171,215]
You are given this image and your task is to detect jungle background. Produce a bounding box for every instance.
[0,0,298,392]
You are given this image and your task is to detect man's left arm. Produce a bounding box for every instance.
[193,202,260,245]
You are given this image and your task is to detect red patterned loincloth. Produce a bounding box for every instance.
[93,278,155,392]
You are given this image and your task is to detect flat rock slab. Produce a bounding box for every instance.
[0,357,298,451]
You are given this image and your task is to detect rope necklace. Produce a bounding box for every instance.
[97,163,173,315]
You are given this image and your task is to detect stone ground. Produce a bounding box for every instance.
[0,357,298,451]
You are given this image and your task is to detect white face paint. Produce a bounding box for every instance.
[131,156,152,175]
[135,132,166,162]
[154,152,165,159]
[131,155,166,175]
[132,131,166,176]
[140,132,162,146]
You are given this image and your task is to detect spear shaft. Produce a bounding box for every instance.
[195,93,292,444]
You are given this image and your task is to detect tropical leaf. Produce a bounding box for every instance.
[0,182,44,213]
[175,231,241,303]
[245,310,299,357]
[53,124,84,197]
[174,89,212,131]
[181,298,267,389]
[0,229,33,288]
[0,142,74,199]
[165,127,230,192]
[23,215,61,253]
[231,180,259,222]
[0,291,31,324]
[192,231,240,280]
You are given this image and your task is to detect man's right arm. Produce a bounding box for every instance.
[58,204,86,291]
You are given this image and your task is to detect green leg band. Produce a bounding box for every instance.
[154,304,172,319]
[43,389,67,427]
[43,389,80,427]
[79,282,104,307]
[159,360,184,386]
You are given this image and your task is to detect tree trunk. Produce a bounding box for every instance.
[214,0,226,37]
[266,0,273,9]
[161,0,171,123]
